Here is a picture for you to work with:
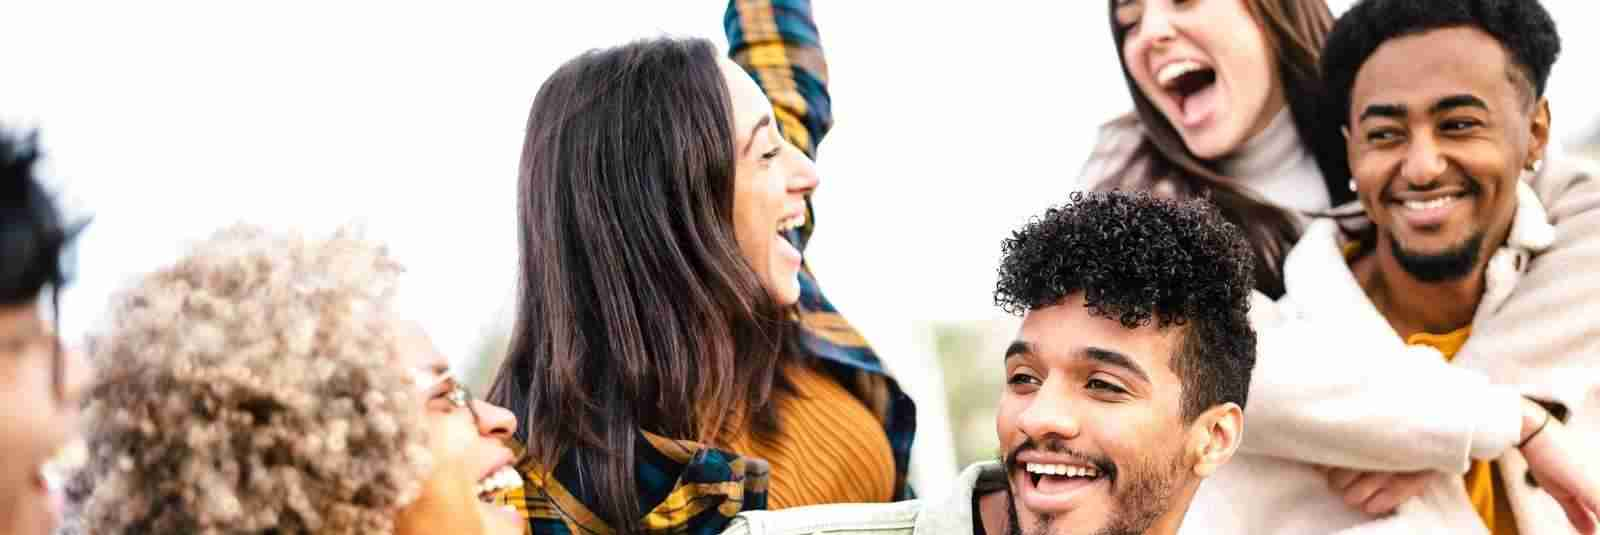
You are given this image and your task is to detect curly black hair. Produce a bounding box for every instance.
[994,191,1256,421]
[1323,0,1561,127]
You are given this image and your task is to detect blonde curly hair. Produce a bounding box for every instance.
[71,224,431,534]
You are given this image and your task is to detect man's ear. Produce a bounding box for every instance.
[1527,97,1551,170]
[1186,402,1243,478]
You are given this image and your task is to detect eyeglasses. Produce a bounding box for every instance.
[419,372,483,426]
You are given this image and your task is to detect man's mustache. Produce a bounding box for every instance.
[1003,437,1119,487]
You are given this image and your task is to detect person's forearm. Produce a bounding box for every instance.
[724,0,832,158]
[1240,307,1522,473]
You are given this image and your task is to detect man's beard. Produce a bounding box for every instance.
[1002,440,1185,535]
[1388,230,1485,283]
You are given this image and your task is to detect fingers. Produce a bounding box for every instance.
[1556,494,1596,535]
[1583,479,1600,528]
[1361,472,1430,515]
[1341,472,1393,513]
[1326,467,1364,493]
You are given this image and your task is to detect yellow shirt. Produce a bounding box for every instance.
[722,364,897,508]
[1407,328,1519,535]
[1345,240,1516,533]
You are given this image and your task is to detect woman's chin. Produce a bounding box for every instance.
[767,273,802,307]
[1177,127,1241,161]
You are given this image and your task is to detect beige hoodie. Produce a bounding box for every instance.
[1080,117,1600,533]
[1179,159,1600,535]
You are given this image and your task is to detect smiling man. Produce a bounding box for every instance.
[721,191,1258,535]
[1319,0,1600,531]
[1179,1,1600,533]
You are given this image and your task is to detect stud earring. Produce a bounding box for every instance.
[1349,179,1358,192]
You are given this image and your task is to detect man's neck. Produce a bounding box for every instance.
[1352,242,1487,338]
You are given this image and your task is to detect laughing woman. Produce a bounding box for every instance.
[1085,1,1600,534]
[67,226,527,535]
[487,2,914,535]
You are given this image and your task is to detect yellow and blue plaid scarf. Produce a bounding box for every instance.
[510,1,916,534]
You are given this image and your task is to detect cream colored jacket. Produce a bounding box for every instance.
[1182,157,1600,535]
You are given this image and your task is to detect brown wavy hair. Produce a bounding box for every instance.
[70,225,430,534]
[1100,0,1353,297]
[486,36,795,534]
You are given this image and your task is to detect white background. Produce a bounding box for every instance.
[5,1,1598,487]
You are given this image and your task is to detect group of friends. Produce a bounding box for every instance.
[3,0,1600,533]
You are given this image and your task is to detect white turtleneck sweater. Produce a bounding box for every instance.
[1218,109,1331,215]
[1075,107,1331,219]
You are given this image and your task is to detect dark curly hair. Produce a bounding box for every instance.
[994,191,1257,421]
[1323,0,1561,127]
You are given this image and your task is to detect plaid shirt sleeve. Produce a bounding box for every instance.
[725,0,918,502]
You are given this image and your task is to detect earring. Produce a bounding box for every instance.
[1349,179,1358,192]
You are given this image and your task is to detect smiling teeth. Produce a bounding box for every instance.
[1403,197,1457,211]
[475,465,524,498]
[1157,60,1206,87]
[778,212,806,233]
[1025,462,1099,478]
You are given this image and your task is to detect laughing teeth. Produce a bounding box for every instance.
[475,465,524,499]
[1025,462,1099,478]
[778,212,806,233]
[1157,60,1207,88]
[1403,196,1458,210]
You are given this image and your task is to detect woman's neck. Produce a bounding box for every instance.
[1217,107,1331,214]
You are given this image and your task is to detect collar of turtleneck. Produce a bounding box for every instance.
[1218,108,1331,215]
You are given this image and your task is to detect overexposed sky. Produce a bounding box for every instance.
[5,0,1600,482]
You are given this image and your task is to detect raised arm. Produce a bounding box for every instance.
[1241,291,1523,474]
[721,1,918,503]
[725,0,831,159]
[726,0,831,251]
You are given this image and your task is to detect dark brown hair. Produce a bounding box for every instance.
[1100,0,1353,298]
[485,37,794,533]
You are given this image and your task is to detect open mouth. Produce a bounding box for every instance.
[32,439,86,521]
[775,209,806,253]
[1012,459,1108,514]
[476,464,524,508]
[1025,462,1104,489]
[1396,193,1469,211]
[1155,59,1219,127]
[777,210,805,246]
[1387,186,1476,229]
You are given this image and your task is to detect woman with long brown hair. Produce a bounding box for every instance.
[1088,1,1600,533]
[1085,0,1344,298]
[486,2,914,534]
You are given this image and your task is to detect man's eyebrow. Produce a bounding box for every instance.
[1084,346,1150,384]
[1359,103,1406,122]
[1430,94,1489,114]
[1005,340,1032,360]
